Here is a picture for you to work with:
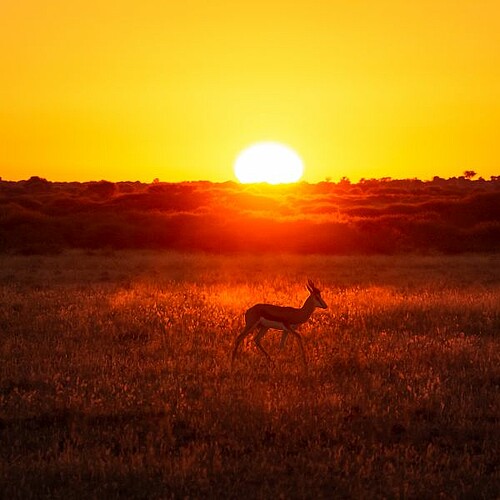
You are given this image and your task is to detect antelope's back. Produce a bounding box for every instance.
[245,303,296,324]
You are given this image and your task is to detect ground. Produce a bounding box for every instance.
[1,251,499,498]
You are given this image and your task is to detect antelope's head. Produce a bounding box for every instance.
[307,280,328,309]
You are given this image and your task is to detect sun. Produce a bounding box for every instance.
[234,142,304,184]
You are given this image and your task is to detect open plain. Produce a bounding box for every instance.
[1,251,499,498]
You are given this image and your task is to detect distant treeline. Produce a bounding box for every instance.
[1,176,500,254]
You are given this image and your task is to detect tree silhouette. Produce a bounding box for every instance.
[463,170,477,180]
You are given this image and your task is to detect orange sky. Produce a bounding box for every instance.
[1,0,499,183]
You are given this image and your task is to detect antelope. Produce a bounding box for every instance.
[231,280,327,369]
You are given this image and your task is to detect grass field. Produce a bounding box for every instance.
[1,251,499,498]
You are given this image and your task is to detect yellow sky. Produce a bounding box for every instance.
[1,0,499,183]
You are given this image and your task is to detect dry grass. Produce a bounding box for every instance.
[1,251,499,498]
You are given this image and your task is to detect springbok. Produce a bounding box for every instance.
[231,280,327,369]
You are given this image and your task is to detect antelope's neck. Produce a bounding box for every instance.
[296,295,316,323]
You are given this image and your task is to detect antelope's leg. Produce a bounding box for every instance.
[231,322,257,367]
[254,326,272,364]
[289,329,308,370]
[279,331,289,350]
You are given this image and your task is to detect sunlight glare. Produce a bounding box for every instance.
[234,142,304,184]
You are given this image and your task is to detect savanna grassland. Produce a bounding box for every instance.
[1,251,499,499]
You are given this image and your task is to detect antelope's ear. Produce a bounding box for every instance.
[306,282,313,293]
[309,279,320,293]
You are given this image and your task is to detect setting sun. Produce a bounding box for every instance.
[234,142,304,184]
